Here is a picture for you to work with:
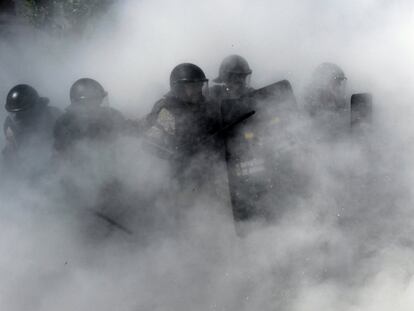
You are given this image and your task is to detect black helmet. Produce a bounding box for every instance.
[5,84,40,113]
[313,62,346,85]
[169,63,208,88]
[214,55,252,83]
[70,78,108,104]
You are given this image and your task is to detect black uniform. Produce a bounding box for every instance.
[148,94,218,149]
[145,63,221,189]
[53,78,126,155]
[53,104,125,154]
[2,84,61,173]
[53,78,134,239]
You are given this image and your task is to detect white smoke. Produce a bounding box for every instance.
[1,0,414,310]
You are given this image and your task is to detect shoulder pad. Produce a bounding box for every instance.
[4,116,15,136]
[157,107,176,135]
[152,97,168,113]
[146,96,170,126]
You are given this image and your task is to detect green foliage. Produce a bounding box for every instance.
[16,0,114,35]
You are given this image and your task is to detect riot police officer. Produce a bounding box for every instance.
[145,63,221,187]
[53,78,126,155]
[210,54,254,102]
[303,62,349,138]
[304,62,348,114]
[54,78,133,239]
[2,84,61,169]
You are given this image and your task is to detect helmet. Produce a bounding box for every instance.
[169,63,208,103]
[309,63,348,112]
[214,55,252,83]
[312,62,346,85]
[5,84,40,113]
[70,78,107,104]
[169,63,208,88]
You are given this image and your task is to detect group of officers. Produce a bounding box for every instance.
[2,55,372,229]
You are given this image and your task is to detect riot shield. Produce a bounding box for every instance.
[351,93,373,127]
[222,80,298,224]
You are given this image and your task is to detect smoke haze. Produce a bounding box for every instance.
[1,0,414,310]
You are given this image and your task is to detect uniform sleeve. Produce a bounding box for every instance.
[145,108,175,142]
[53,115,73,153]
[142,106,178,159]
[2,117,17,159]
[156,108,176,135]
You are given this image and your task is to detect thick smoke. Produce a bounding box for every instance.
[1,1,414,310]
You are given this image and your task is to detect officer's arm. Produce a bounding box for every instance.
[144,108,177,158]
[53,116,72,155]
[2,117,18,157]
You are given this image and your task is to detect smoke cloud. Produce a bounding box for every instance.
[1,0,414,310]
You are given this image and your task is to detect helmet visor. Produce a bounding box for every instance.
[175,81,209,104]
[9,107,36,126]
[227,72,250,88]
